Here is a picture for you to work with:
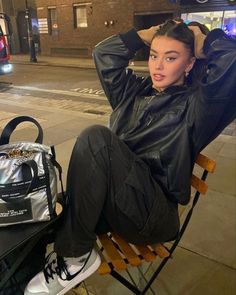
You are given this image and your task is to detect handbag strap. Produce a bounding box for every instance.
[50,146,66,204]
[0,160,39,203]
[0,116,43,145]
[21,160,39,196]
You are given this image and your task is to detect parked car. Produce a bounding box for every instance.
[0,13,12,74]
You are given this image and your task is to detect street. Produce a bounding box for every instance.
[0,63,104,93]
[0,63,110,110]
[0,63,112,136]
[0,64,114,150]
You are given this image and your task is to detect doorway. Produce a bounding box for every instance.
[17,11,29,53]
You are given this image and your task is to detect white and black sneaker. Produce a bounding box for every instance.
[24,249,101,295]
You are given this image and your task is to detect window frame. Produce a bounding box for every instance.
[48,6,58,35]
[73,2,92,29]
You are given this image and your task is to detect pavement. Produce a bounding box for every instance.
[10,53,149,72]
[1,54,236,295]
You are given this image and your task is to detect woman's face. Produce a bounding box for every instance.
[148,35,195,91]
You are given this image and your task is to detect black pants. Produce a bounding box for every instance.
[55,125,179,257]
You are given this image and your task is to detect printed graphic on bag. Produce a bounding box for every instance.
[0,199,33,223]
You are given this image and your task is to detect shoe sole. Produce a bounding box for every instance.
[57,254,101,295]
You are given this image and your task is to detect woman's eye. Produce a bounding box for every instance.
[166,57,176,62]
[150,54,157,60]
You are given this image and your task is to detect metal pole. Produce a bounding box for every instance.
[25,0,37,62]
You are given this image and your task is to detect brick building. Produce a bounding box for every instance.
[1,0,234,57]
[35,0,179,58]
[35,0,236,58]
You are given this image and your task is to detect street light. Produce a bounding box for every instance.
[25,0,37,63]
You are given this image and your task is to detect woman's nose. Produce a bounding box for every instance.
[155,59,164,70]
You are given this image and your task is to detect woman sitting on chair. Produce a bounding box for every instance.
[25,20,236,295]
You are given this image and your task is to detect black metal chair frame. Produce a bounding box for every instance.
[102,169,209,295]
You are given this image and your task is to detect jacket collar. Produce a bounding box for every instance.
[151,85,187,96]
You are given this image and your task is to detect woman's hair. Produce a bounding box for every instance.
[188,21,210,35]
[154,20,195,57]
[152,20,210,87]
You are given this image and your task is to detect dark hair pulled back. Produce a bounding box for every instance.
[154,20,195,57]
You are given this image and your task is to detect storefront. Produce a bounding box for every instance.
[180,0,236,35]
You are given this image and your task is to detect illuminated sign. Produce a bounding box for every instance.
[38,18,48,34]
[181,0,236,4]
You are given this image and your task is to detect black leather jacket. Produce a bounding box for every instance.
[93,29,236,205]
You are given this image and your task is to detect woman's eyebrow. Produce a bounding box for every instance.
[165,50,180,54]
[150,48,157,54]
[150,48,180,55]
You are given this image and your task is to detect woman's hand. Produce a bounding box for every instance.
[188,25,207,59]
[137,20,182,47]
[137,25,160,46]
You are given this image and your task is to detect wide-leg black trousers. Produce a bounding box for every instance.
[55,125,179,257]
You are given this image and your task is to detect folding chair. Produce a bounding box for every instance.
[96,153,216,295]
[0,202,63,294]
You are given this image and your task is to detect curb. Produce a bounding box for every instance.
[11,60,95,70]
[11,60,149,73]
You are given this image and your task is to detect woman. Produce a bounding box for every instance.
[25,20,236,295]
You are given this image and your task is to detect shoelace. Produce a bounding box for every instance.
[43,250,93,284]
[43,251,69,284]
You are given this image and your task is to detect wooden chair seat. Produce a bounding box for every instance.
[97,233,169,275]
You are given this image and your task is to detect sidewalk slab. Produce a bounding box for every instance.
[84,247,236,295]
[180,189,236,269]
[54,138,76,186]
[207,156,236,196]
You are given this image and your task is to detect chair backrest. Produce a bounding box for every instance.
[176,153,216,251]
[191,153,216,195]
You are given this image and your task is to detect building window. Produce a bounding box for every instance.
[48,7,58,35]
[74,3,92,28]
[181,10,236,35]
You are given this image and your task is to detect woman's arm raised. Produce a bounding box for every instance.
[188,29,236,151]
[93,29,148,110]
[137,25,160,46]
[188,25,206,59]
